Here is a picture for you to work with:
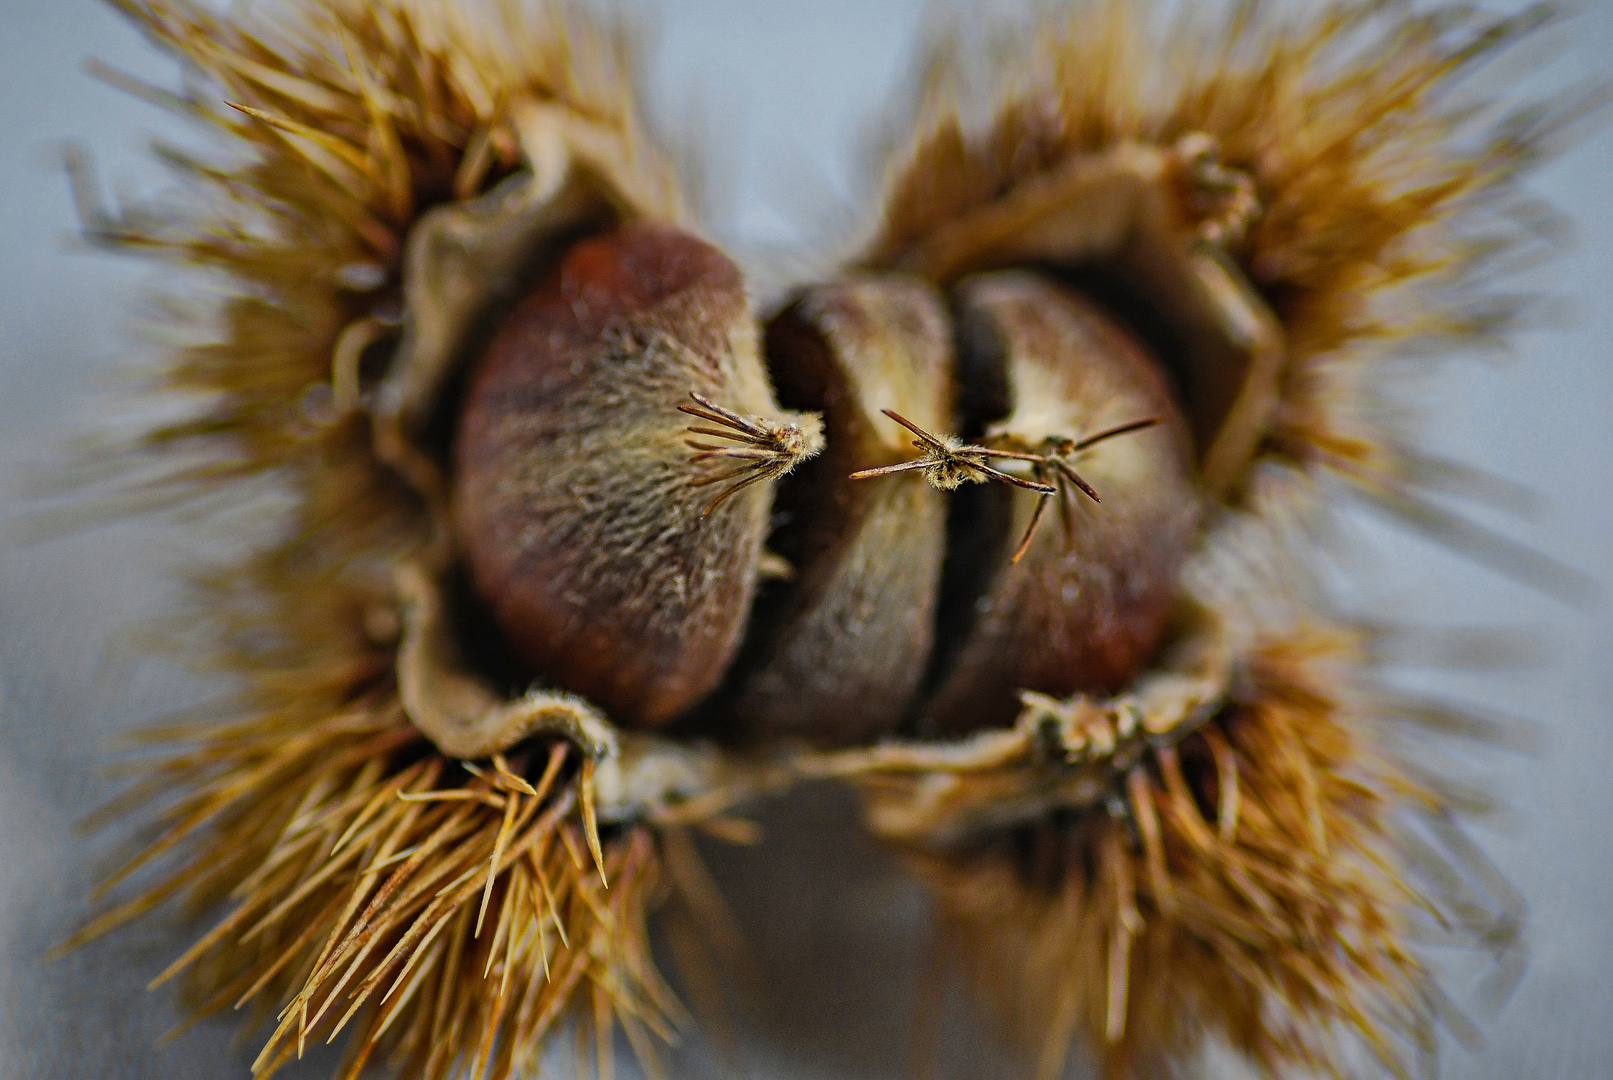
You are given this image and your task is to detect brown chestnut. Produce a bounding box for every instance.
[726,275,953,747]
[921,271,1202,734]
[452,221,821,728]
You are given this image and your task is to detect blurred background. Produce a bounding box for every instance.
[1,1,1610,1078]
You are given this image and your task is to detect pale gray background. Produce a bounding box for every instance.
[2,1,1611,1078]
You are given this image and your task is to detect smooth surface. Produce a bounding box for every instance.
[2,2,1611,1079]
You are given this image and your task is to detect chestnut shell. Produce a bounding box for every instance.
[453,221,786,728]
[727,275,954,747]
[922,272,1202,734]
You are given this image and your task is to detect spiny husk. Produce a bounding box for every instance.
[838,1,1568,1075]
[69,1,696,1075]
[67,1,1568,1078]
[864,0,1585,586]
[895,624,1509,1080]
[86,0,677,506]
[69,703,681,1080]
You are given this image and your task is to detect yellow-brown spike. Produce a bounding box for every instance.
[903,626,1519,1080]
[70,693,681,1080]
[59,3,692,1076]
[72,0,678,516]
[861,0,1591,590]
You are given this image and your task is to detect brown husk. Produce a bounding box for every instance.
[834,1,1572,1076]
[64,2,703,1077]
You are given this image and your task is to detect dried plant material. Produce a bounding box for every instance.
[382,99,683,447]
[57,1,717,1076]
[60,694,692,1080]
[727,275,953,746]
[862,132,1282,496]
[849,410,1057,494]
[453,221,820,728]
[680,392,824,516]
[921,272,1200,734]
[830,1,1583,1076]
[802,613,1234,843]
[998,416,1165,566]
[895,627,1518,1080]
[54,0,1585,1078]
[392,558,620,761]
[861,0,1585,557]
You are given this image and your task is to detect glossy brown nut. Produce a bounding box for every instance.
[728,275,953,747]
[453,220,812,728]
[923,271,1202,734]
